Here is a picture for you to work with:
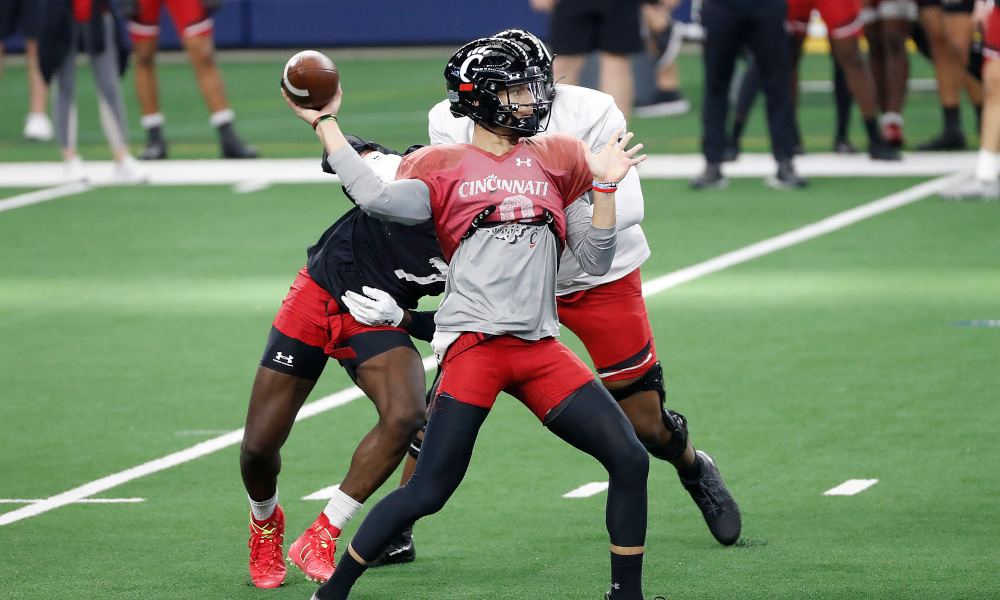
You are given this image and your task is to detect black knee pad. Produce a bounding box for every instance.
[649,408,689,462]
[406,424,426,460]
[608,361,666,404]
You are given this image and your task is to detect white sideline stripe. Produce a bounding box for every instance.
[563,482,609,498]
[0,152,983,188]
[640,172,964,297]
[824,479,879,496]
[0,498,145,503]
[302,484,342,501]
[0,172,949,526]
[0,183,89,213]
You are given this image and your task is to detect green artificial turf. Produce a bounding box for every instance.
[1,177,997,599]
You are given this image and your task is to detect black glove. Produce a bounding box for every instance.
[201,0,224,16]
[119,0,139,20]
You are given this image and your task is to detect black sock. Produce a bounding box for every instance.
[679,453,702,480]
[315,551,368,600]
[864,118,880,142]
[834,64,852,140]
[943,106,961,132]
[731,117,747,142]
[609,551,644,600]
[146,125,165,147]
[975,104,983,132]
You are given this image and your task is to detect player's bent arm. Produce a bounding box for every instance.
[565,199,617,276]
[325,145,432,225]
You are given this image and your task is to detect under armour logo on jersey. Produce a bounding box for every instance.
[273,352,293,367]
[515,158,532,167]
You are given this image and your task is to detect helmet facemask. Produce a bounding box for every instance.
[479,66,551,136]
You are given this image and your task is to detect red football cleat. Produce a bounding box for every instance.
[248,505,287,588]
[288,512,339,584]
[882,123,905,149]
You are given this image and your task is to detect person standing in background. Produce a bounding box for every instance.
[0,0,54,140]
[530,0,644,120]
[941,0,1000,200]
[634,0,692,117]
[692,0,807,190]
[37,0,145,184]
[862,0,917,148]
[121,0,257,160]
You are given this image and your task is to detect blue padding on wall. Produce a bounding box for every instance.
[247,0,548,47]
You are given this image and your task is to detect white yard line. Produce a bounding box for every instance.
[0,183,90,213]
[824,479,879,496]
[0,498,145,504]
[563,482,610,498]
[0,176,955,527]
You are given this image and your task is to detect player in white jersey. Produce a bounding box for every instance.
[287,36,653,600]
[423,29,742,547]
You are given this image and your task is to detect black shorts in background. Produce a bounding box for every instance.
[548,0,644,56]
[0,0,41,40]
[942,0,975,13]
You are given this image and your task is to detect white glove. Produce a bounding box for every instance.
[341,286,404,328]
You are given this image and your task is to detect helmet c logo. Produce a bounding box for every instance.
[460,54,484,83]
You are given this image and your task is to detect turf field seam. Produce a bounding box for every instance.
[0,175,960,527]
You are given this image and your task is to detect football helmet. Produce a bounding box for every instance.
[444,37,551,136]
[494,29,555,114]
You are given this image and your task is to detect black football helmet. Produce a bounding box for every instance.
[444,37,551,136]
[494,29,555,116]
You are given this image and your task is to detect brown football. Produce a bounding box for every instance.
[281,50,340,109]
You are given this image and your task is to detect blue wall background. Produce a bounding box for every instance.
[2,0,695,51]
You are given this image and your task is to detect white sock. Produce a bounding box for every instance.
[975,148,999,183]
[880,112,903,128]
[249,491,278,521]
[322,488,362,531]
[140,112,165,130]
[210,108,235,128]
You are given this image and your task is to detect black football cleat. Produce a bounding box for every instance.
[371,526,415,567]
[139,126,168,160]
[917,130,967,151]
[833,137,858,154]
[868,138,901,161]
[679,450,742,546]
[219,122,259,159]
[722,137,740,162]
[690,163,728,190]
[766,160,808,190]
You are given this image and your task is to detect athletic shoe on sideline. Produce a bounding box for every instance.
[940,177,1000,201]
[64,155,86,183]
[833,137,858,154]
[690,163,728,190]
[634,89,691,118]
[917,130,967,151]
[23,112,54,141]
[882,123,905,149]
[111,155,149,185]
[679,450,742,546]
[766,160,808,190]
[139,139,168,161]
[248,505,286,589]
[372,526,416,567]
[869,138,901,161]
[722,138,740,162]
[288,513,338,584]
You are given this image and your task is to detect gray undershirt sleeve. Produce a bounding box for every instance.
[565,198,617,276]
[326,145,432,225]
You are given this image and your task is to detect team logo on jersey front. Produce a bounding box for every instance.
[458,174,550,198]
